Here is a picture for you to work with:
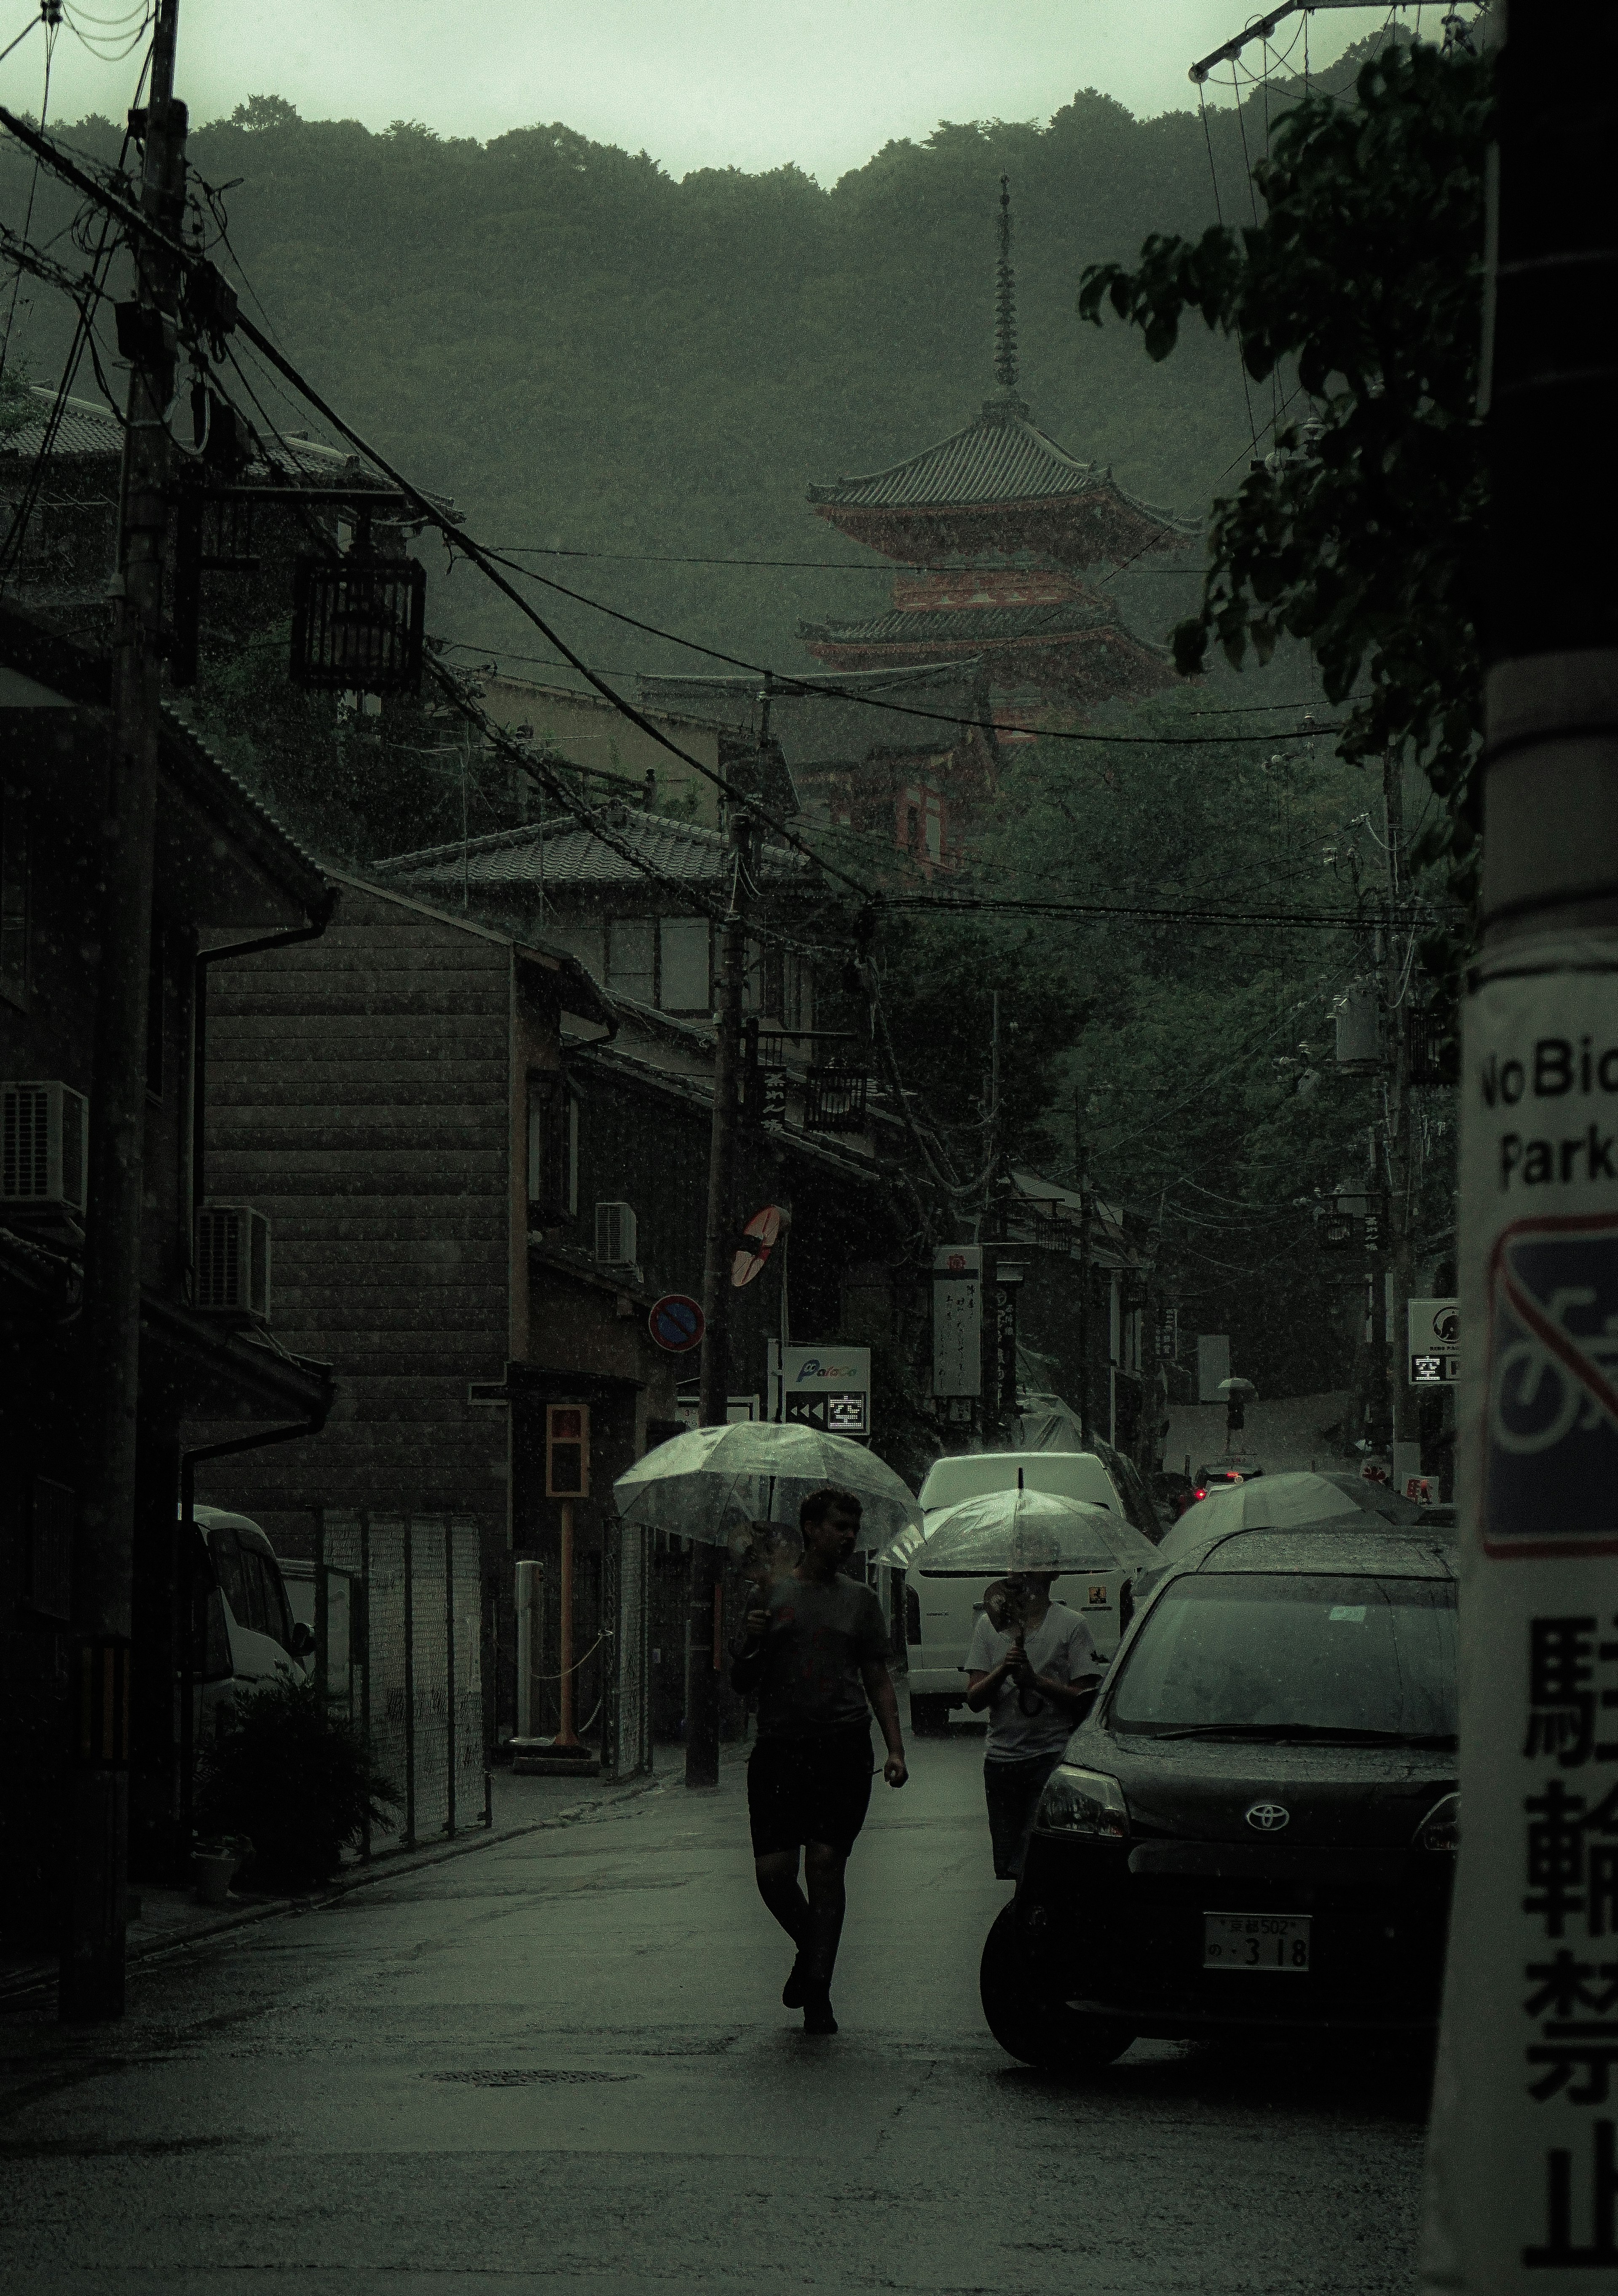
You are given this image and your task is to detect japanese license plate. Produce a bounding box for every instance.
[1203,1911,1312,1972]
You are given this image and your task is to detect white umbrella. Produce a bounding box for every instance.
[1156,1469,1425,1560]
[879,1485,1157,1574]
[613,1421,922,1549]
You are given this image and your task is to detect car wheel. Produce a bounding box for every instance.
[909,1695,951,1734]
[979,1903,1135,2072]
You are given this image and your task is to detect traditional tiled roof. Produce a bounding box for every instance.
[0,387,404,491]
[374,805,806,896]
[800,599,1169,656]
[638,660,993,767]
[806,398,1196,532]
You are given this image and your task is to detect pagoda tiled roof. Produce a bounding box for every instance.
[638,660,993,767]
[806,396,1197,533]
[800,599,1169,656]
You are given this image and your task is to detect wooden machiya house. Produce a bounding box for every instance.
[0,600,336,1941]
[372,807,923,1731]
[184,874,678,1711]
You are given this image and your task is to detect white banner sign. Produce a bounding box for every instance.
[1423,937,1618,2290]
[932,1245,982,1399]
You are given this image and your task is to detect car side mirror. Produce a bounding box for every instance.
[288,1621,316,1659]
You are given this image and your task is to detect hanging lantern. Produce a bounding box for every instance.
[290,552,426,696]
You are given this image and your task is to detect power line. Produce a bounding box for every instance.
[883,892,1388,932]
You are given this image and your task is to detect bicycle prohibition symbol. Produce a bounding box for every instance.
[1484,1218,1618,1555]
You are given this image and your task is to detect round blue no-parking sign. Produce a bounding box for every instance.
[648,1294,705,1353]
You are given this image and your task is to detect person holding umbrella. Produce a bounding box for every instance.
[965,1541,1101,1880]
[729,1486,908,2037]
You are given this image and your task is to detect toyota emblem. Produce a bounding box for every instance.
[1246,1801,1290,1833]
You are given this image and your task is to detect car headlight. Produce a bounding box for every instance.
[1034,1763,1129,1840]
[1414,1792,1459,1853]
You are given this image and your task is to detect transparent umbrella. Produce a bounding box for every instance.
[1157,1469,1425,1561]
[612,1421,922,1550]
[879,1485,1157,1574]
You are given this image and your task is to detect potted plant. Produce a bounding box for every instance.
[190,1833,253,1906]
[194,1673,397,1890]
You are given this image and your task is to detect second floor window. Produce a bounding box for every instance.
[605,915,711,1015]
[527,1070,579,1225]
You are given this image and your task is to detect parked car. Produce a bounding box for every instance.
[192,1507,316,1739]
[979,1525,1458,2068]
[905,1447,1160,1732]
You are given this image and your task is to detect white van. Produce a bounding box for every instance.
[192,1507,315,1738]
[903,1451,1149,1732]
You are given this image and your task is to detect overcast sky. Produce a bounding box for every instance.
[7,2,1402,181]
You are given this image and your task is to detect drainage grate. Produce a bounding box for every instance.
[427,2069,638,2087]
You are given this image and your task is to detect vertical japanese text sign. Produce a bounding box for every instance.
[932,1245,983,1400]
[1424,943,1618,2287]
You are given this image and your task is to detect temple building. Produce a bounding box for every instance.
[800,182,1197,730]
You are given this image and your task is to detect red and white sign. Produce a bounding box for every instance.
[731,1204,782,1289]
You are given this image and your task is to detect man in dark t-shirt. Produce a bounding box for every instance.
[730,1487,908,2036]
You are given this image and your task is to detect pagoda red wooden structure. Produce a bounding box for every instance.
[801,182,1197,728]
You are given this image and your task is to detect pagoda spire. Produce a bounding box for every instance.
[994,175,1018,394]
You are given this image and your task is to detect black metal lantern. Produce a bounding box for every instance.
[290,552,427,696]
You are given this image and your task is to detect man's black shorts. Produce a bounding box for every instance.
[747,1721,875,1857]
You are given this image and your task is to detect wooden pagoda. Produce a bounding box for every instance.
[801,182,1197,727]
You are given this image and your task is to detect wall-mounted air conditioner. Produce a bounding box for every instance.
[195,1204,272,1324]
[2,1081,89,1217]
[594,1199,638,1273]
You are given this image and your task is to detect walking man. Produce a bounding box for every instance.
[965,1564,1100,1879]
[730,1487,907,2036]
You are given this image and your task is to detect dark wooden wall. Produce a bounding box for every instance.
[192,880,517,1554]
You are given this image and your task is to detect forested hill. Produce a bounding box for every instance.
[3,63,1364,681]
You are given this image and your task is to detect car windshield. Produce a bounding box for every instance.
[1109,1571,1457,1743]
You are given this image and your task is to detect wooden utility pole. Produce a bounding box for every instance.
[1419,6,1618,2284]
[686,730,754,1789]
[62,0,186,2024]
[1075,1096,1093,1448]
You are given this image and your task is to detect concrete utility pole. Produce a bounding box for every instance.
[1420,6,1618,2285]
[62,0,186,2024]
[1383,752,1422,1493]
[686,740,753,1790]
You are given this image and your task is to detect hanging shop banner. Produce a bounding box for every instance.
[1422,936,1618,2290]
[932,1245,982,1400]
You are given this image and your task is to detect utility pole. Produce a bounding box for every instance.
[1383,751,1421,1494]
[1419,6,1618,2287]
[62,0,186,2024]
[686,698,756,1790]
[1076,1104,1093,1451]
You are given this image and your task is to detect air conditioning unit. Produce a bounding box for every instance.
[594,1199,638,1272]
[2,1081,89,1217]
[195,1204,272,1324]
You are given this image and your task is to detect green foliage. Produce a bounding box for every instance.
[1078,43,1493,911]
[194,1671,396,1888]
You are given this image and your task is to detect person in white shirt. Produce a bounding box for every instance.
[965,1571,1101,1879]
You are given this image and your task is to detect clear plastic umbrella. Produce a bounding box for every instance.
[879,1485,1157,1574]
[1157,1468,1425,1560]
[612,1421,922,1549]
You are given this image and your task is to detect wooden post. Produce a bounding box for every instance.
[554,1498,579,1749]
[62,0,186,2024]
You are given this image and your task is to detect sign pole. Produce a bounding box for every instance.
[1420,8,1618,2285]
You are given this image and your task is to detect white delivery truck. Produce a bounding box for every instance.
[191,1507,315,1739]
[903,1448,1160,1732]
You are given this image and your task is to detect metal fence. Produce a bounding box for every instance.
[316,1512,490,1853]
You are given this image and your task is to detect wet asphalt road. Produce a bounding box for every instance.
[0,1731,1431,2294]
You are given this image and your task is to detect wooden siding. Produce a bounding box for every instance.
[191,886,516,1535]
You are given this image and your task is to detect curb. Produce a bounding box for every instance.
[0,1773,664,2011]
